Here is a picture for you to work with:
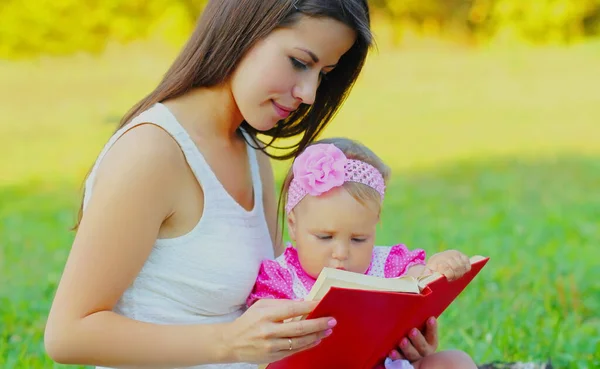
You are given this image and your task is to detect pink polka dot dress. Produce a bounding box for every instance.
[246,243,426,307]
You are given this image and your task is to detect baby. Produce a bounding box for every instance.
[247,138,477,369]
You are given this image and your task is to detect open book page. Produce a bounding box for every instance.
[289,269,420,322]
[291,255,486,322]
[304,268,421,302]
[306,255,488,302]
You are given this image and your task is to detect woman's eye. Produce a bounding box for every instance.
[290,57,308,70]
[316,235,332,240]
[290,57,329,81]
[352,238,367,243]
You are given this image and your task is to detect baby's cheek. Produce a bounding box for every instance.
[356,246,375,272]
[303,260,325,279]
[296,246,326,278]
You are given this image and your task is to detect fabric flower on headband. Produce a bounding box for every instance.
[285,143,386,213]
[292,143,346,196]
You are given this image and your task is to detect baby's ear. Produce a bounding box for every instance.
[287,211,297,241]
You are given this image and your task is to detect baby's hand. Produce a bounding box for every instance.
[423,250,471,281]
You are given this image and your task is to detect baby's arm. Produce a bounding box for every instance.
[246,259,296,307]
[404,263,427,278]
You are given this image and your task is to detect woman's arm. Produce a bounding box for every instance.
[45,126,334,367]
[44,125,231,367]
[256,149,284,257]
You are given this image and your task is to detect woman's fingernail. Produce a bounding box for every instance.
[429,317,436,325]
[324,329,333,336]
[410,329,418,337]
[328,318,337,327]
[391,351,400,360]
[400,338,408,347]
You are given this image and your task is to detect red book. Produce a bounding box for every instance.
[265,256,489,369]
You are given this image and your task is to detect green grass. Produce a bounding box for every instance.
[1,39,599,368]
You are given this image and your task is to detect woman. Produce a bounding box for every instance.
[45,1,439,368]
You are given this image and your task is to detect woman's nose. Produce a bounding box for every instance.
[292,73,319,105]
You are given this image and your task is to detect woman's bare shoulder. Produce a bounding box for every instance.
[94,123,188,188]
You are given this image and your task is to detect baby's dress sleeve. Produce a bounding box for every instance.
[246,259,296,307]
[383,244,427,278]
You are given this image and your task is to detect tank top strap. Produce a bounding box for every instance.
[239,128,264,209]
[154,103,263,215]
[84,103,266,220]
[84,102,218,210]
[149,102,222,194]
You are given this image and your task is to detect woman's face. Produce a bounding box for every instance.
[230,15,356,131]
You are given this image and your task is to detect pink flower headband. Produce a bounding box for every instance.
[285,143,386,213]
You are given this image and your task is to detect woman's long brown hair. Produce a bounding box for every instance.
[74,0,373,229]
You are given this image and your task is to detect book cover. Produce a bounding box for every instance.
[265,256,489,369]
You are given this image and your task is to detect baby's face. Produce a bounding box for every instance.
[287,186,379,278]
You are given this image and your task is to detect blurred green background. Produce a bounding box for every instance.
[1,1,599,368]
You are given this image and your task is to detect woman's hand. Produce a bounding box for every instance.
[221,299,336,364]
[423,250,471,281]
[388,317,439,363]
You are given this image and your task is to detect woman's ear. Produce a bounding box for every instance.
[287,211,297,241]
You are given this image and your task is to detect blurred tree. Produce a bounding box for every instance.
[374,0,600,45]
[0,0,599,60]
[0,0,207,59]
[486,0,600,43]
[178,0,209,24]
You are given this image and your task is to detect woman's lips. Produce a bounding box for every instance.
[272,100,295,118]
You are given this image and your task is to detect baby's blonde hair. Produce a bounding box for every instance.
[277,137,391,237]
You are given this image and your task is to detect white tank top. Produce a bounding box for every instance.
[84,103,274,369]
